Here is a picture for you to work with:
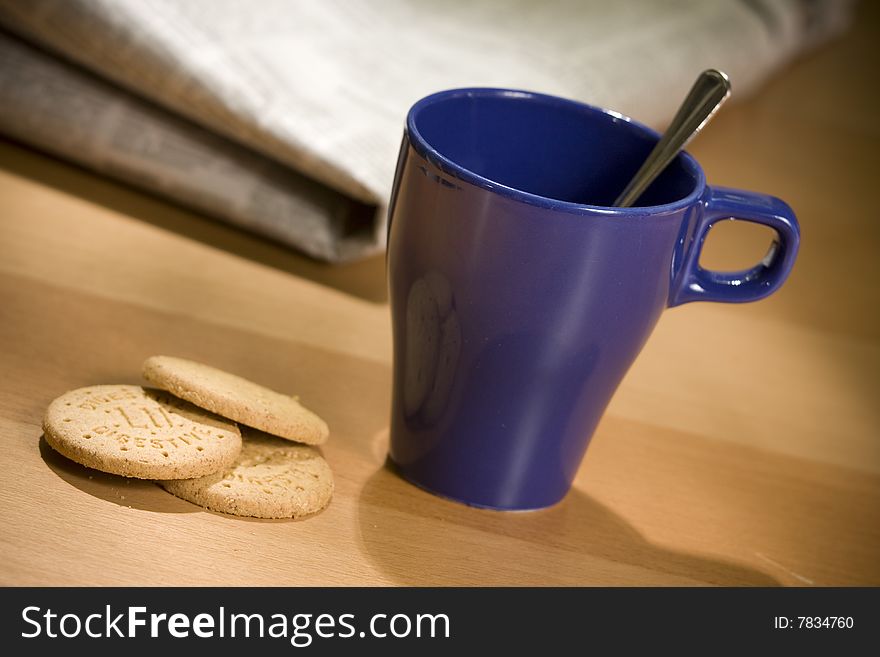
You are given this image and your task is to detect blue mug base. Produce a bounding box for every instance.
[388,457,568,512]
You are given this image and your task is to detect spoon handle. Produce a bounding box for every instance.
[613,69,731,208]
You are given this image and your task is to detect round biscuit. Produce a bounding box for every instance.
[43,385,242,479]
[158,431,333,519]
[142,356,329,445]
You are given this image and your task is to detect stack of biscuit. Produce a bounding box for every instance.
[42,356,333,519]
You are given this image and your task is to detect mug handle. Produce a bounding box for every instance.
[669,186,800,306]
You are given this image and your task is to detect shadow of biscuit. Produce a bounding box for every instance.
[41,433,333,522]
[39,435,198,514]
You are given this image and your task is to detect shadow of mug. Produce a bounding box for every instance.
[357,461,780,586]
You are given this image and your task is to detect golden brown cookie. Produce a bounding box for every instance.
[142,356,329,445]
[43,385,241,479]
[158,431,333,519]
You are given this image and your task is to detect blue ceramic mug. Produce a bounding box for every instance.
[387,88,799,510]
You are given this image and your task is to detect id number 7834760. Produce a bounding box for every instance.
[773,617,854,629]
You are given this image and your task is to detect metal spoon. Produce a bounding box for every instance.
[613,69,731,208]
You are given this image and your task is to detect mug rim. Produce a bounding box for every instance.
[406,87,706,216]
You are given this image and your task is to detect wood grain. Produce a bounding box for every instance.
[0,7,877,586]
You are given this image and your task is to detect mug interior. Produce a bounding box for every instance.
[408,89,701,209]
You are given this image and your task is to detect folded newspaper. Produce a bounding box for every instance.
[0,0,851,262]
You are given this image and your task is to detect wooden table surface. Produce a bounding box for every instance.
[1,10,878,587]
